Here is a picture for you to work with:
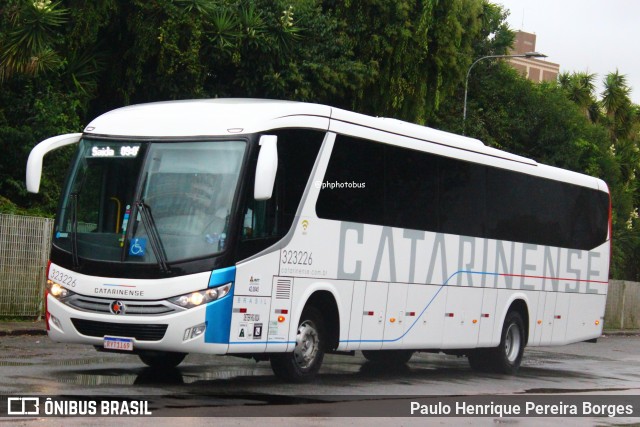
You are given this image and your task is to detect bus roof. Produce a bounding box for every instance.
[85,98,535,163]
[85,99,332,138]
[82,99,606,191]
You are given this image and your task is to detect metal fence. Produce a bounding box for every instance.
[605,280,640,330]
[0,214,53,317]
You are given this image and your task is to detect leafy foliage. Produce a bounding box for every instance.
[0,0,68,80]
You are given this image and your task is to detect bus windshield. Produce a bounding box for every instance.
[54,138,246,264]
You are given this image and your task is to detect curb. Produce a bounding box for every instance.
[602,330,640,337]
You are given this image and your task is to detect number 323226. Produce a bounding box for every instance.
[281,250,312,266]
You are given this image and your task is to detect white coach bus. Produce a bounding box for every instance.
[26,99,611,381]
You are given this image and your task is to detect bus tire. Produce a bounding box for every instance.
[138,351,187,369]
[270,307,325,382]
[362,350,414,365]
[491,310,526,374]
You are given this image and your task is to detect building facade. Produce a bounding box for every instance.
[508,31,560,83]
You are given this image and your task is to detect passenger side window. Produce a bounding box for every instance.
[316,136,384,225]
[316,134,608,251]
[237,129,324,260]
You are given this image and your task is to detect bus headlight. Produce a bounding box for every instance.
[46,280,74,299]
[169,283,232,309]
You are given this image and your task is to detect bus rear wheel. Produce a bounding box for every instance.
[138,351,187,369]
[270,307,325,382]
[467,311,525,374]
[362,350,414,365]
[493,311,525,374]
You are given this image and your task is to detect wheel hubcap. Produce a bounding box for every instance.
[504,323,521,362]
[293,320,319,369]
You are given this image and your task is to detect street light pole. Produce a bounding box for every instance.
[462,51,547,135]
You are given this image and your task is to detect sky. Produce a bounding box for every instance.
[497,0,640,104]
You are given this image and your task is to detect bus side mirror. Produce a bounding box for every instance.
[254,135,278,201]
[26,133,82,193]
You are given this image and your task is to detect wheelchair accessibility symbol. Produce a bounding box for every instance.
[129,238,147,257]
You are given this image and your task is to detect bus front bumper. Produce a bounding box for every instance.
[45,294,231,355]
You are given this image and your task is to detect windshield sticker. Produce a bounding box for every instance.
[129,237,146,257]
[119,205,130,247]
[238,323,248,340]
[253,323,263,339]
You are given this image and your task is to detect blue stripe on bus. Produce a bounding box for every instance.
[208,266,236,287]
[341,268,606,344]
[339,270,499,344]
[204,266,236,344]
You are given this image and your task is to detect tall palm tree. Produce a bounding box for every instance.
[0,0,68,81]
[601,71,634,141]
[602,70,630,116]
[557,71,598,122]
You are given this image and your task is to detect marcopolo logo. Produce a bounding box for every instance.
[110,300,126,315]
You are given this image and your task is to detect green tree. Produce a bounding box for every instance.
[557,71,599,122]
[327,0,510,123]
[601,70,636,141]
[599,71,640,279]
[0,0,68,81]
[0,0,88,214]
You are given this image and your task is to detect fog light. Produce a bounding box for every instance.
[190,323,206,339]
[184,323,206,341]
[49,314,62,329]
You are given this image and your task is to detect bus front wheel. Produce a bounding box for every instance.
[138,351,187,369]
[270,307,325,382]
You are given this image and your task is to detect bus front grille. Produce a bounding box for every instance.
[65,295,180,316]
[70,318,168,341]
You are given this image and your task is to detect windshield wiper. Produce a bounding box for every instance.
[70,192,80,268]
[135,201,170,274]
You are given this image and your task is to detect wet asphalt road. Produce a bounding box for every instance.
[0,333,639,425]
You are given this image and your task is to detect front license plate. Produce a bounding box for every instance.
[104,336,134,351]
